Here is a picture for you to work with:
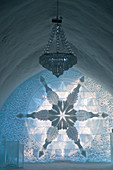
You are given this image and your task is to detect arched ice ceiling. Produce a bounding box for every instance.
[0,0,113,108]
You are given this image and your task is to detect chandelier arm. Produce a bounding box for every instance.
[58,25,67,53]
[59,28,69,53]
[44,25,56,53]
[60,28,73,53]
[56,25,61,53]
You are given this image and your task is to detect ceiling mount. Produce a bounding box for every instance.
[39,0,77,77]
[52,17,62,24]
[52,0,62,24]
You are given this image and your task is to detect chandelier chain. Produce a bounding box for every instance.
[57,0,59,20]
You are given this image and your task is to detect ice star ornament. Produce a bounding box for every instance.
[17,76,108,158]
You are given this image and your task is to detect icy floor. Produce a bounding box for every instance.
[9,162,113,170]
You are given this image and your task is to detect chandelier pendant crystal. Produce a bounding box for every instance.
[39,1,77,77]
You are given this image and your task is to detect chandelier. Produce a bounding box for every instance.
[39,1,77,77]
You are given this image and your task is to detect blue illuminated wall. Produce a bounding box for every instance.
[0,68,113,163]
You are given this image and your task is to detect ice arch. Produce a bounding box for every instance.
[0,68,113,162]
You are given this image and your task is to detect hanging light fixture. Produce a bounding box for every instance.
[39,0,77,77]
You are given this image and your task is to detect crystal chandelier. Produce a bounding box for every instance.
[39,1,77,77]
